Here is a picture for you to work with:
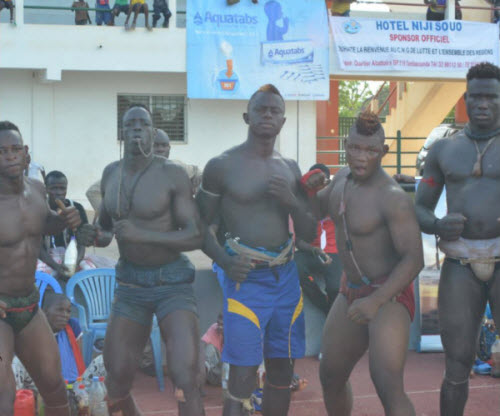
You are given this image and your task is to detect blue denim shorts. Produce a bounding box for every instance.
[112,255,198,326]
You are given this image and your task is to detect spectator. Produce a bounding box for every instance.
[295,164,342,315]
[0,0,14,24]
[124,0,152,30]
[72,0,92,25]
[95,0,112,26]
[424,0,461,21]
[12,293,106,389]
[37,171,89,282]
[201,314,224,386]
[331,0,354,17]
[111,0,129,25]
[152,0,172,28]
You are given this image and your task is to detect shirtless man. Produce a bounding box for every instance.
[415,62,500,416]
[84,105,204,416]
[197,84,316,416]
[0,121,81,416]
[317,112,423,416]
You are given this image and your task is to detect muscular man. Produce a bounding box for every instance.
[415,62,500,416]
[197,84,316,416]
[0,121,81,416]
[318,112,423,416]
[84,105,204,416]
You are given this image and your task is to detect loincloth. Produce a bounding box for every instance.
[0,286,39,333]
[224,236,294,269]
[339,273,415,321]
[115,254,195,288]
[439,237,500,282]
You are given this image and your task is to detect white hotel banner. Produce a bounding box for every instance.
[331,17,499,72]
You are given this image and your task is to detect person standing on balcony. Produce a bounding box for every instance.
[330,0,354,17]
[0,121,82,416]
[95,0,112,26]
[317,111,423,416]
[424,0,462,21]
[0,0,14,24]
[71,0,92,25]
[197,84,316,416]
[415,62,500,416]
[78,105,205,416]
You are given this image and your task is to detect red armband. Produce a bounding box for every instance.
[300,169,323,197]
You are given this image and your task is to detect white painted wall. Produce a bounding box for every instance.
[0,69,317,208]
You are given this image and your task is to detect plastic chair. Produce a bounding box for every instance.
[65,268,165,391]
[35,271,63,306]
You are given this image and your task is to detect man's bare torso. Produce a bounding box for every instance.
[102,157,181,266]
[328,168,403,284]
[0,178,48,296]
[218,145,298,249]
[437,131,500,239]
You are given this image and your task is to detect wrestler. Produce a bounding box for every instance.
[0,121,81,416]
[196,84,316,416]
[415,62,500,416]
[317,112,423,416]
[81,105,204,416]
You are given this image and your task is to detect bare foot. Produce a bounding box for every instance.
[131,22,136,30]
[146,24,152,31]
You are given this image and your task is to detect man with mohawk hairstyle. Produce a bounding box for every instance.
[316,111,424,416]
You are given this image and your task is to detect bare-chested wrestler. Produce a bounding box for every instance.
[82,105,204,416]
[0,121,82,416]
[196,84,317,416]
[317,112,424,416]
[415,62,500,416]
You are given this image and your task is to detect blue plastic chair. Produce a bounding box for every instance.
[65,268,165,391]
[35,271,63,306]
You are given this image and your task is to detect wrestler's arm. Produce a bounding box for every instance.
[196,157,230,266]
[93,164,116,247]
[371,190,424,306]
[274,160,316,242]
[414,140,446,234]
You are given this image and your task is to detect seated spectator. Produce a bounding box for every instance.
[201,314,224,386]
[72,0,92,25]
[124,0,151,30]
[152,0,172,28]
[295,164,342,315]
[111,0,129,25]
[424,0,461,21]
[0,0,14,24]
[12,293,106,389]
[331,0,354,17]
[95,0,112,26]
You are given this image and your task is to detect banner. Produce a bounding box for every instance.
[331,17,499,72]
[187,0,329,100]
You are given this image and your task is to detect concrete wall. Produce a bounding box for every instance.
[0,69,317,208]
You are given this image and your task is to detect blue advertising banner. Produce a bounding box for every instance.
[187,0,329,100]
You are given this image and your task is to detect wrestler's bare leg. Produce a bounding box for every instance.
[104,314,152,416]
[223,365,259,416]
[262,358,294,416]
[15,311,69,416]
[368,301,415,416]
[320,295,369,416]
[488,267,500,343]
[439,260,487,416]
[160,310,204,416]
[0,320,16,416]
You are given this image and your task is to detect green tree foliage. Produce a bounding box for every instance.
[338,80,372,118]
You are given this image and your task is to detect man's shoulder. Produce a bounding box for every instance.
[379,177,413,210]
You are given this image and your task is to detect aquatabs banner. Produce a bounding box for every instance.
[187,0,329,100]
[331,17,499,72]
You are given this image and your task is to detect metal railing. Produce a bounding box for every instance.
[317,132,424,174]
